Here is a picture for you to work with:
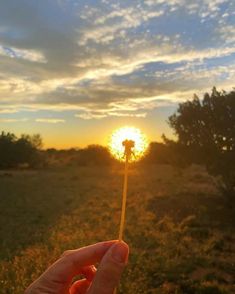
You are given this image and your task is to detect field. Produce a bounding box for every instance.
[0,164,234,293]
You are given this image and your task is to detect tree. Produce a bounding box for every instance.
[29,134,43,150]
[167,87,235,201]
[0,132,43,168]
[0,132,17,168]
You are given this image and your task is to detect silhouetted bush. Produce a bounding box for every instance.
[76,145,114,166]
[0,132,43,169]
[166,87,235,202]
[141,142,173,164]
[45,145,115,167]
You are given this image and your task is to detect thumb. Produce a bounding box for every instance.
[88,241,129,294]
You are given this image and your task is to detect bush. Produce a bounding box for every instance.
[0,132,43,169]
[166,88,235,202]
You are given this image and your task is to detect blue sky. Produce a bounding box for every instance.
[0,0,235,148]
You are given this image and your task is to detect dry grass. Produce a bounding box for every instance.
[0,164,234,293]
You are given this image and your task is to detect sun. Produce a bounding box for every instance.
[108,126,148,162]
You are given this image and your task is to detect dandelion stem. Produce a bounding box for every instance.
[118,154,129,241]
[114,154,129,294]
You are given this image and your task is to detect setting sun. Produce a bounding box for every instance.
[108,126,148,161]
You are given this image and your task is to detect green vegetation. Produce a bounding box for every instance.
[166,88,235,202]
[0,164,234,293]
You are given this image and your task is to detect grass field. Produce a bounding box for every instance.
[0,164,234,293]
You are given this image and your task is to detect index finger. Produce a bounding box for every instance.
[42,240,118,284]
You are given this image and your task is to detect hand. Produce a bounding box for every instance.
[25,240,129,294]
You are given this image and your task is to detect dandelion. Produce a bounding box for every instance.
[109,126,148,293]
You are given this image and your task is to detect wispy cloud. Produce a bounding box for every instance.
[35,118,66,123]
[0,45,47,63]
[0,108,18,114]
[75,109,147,120]
[79,6,164,45]
[217,25,235,45]
[0,118,28,123]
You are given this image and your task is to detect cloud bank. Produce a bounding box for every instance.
[0,0,235,120]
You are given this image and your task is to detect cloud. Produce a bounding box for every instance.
[0,108,18,114]
[0,45,47,63]
[0,0,79,78]
[0,0,234,121]
[35,118,65,123]
[217,25,235,44]
[75,109,147,120]
[76,45,235,82]
[0,118,28,123]
[144,0,230,18]
[79,6,164,45]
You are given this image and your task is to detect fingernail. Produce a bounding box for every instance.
[111,242,129,263]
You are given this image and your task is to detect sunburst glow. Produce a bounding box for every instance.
[108,126,148,162]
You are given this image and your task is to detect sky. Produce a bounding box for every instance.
[0,0,235,148]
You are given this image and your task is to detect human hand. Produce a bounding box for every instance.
[25,240,129,294]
